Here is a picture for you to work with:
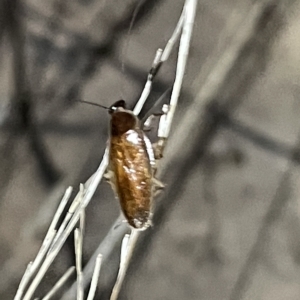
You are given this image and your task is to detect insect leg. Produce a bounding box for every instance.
[103,169,113,182]
[104,169,119,196]
[143,110,165,132]
[143,115,156,132]
[152,177,165,197]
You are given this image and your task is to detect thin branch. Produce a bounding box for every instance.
[22,150,109,300]
[41,267,75,300]
[14,187,73,300]
[49,185,84,253]
[132,2,186,115]
[86,254,102,300]
[74,227,83,300]
[110,230,140,300]
[61,215,128,300]
[161,0,197,139]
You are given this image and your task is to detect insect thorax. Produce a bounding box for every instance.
[111,111,138,136]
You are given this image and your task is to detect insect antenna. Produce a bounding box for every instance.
[121,1,143,74]
[119,1,144,99]
[77,100,109,110]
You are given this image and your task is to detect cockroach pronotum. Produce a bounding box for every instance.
[79,99,164,230]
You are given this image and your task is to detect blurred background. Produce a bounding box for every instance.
[1,0,300,299]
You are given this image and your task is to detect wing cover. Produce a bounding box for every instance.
[110,128,152,229]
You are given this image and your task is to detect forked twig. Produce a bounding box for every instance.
[133,1,186,115]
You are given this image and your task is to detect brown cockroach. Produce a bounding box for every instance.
[106,100,158,230]
[80,99,163,230]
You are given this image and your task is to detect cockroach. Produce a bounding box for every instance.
[79,99,163,230]
[107,100,157,230]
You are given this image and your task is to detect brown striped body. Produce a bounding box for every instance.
[109,105,154,230]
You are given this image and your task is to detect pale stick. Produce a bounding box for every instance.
[22,150,109,300]
[41,267,75,300]
[48,184,84,253]
[86,254,102,300]
[132,2,186,115]
[110,230,140,300]
[133,48,162,115]
[14,187,73,300]
[74,212,85,300]
[160,5,185,63]
[160,0,197,140]
[14,262,33,300]
[61,215,128,300]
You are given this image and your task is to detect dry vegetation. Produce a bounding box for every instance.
[1,0,300,299]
